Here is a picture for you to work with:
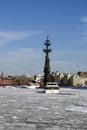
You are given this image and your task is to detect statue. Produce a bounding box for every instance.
[43,36,60,93]
[43,36,52,86]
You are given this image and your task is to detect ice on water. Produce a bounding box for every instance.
[0,87,87,130]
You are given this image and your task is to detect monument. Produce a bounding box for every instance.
[43,36,52,86]
[43,36,60,93]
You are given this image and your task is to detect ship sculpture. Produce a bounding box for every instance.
[43,36,60,93]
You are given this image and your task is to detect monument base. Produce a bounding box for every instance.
[44,82,60,94]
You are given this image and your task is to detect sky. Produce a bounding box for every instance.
[0,0,87,76]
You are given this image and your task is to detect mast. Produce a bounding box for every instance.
[43,36,52,86]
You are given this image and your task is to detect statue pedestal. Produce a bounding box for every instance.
[44,82,60,93]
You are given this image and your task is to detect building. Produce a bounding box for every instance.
[54,73,64,85]
[70,74,87,86]
[0,73,14,86]
[35,75,44,82]
[62,73,72,86]
[77,72,84,77]
[0,78,14,86]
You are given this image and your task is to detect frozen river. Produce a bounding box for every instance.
[0,87,87,130]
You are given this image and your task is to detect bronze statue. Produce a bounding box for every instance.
[43,36,52,86]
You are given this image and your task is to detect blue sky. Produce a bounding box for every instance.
[0,0,87,75]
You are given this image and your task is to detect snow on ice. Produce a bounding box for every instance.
[0,86,87,130]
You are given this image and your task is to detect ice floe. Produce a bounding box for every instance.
[65,106,87,113]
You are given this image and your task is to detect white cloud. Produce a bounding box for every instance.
[52,60,76,65]
[81,37,87,43]
[81,16,87,23]
[80,16,87,43]
[0,31,43,45]
[3,48,42,62]
[81,30,87,43]
[0,47,43,75]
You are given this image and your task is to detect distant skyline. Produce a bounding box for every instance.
[0,0,87,75]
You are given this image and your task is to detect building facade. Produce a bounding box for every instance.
[70,75,87,86]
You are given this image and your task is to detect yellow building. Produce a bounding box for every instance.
[54,73,64,85]
[70,75,87,86]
